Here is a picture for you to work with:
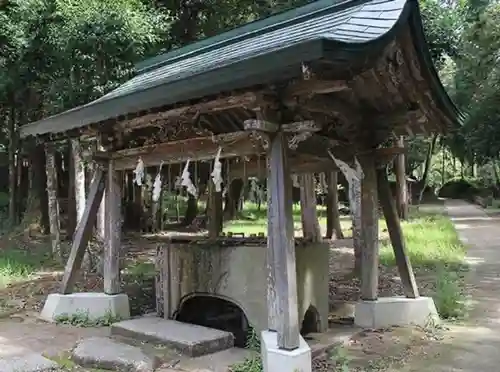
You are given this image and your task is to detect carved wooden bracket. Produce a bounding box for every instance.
[243,114,320,151]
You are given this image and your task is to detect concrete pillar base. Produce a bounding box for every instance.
[261,331,311,372]
[40,292,130,323]
[355,296,439,329]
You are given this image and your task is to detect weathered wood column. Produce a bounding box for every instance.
[325,171,344,239]
[45,144,62,258]
[267,130,300,350]
[395,136,408,220]
[299,173,321,242]
[359,155,379,301]
[207,181,223,239]
[60,168,106,293]
[96,143,106,254]
[104,159,122,294]
[377,167,419,298]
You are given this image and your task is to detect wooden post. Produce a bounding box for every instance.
[377,167,419,298]
[299,173,321,242]
[207,181,223,239]
[60,168,105,294]
[96,143,106,250]
[67,144,76,239]
[45,144,62,259]
[359,155,379,301]
[325,171,344,239]
[104,159,122,294]
[267,131,300,350]
[395,136,408,220]
[72,139,86,225]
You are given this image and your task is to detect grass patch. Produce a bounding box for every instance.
[0,242,54,289]
[433,268,467,319]
[223,202,352,236]
[379,211,466,269]
[379,210,468,320]
[55,310,122,327]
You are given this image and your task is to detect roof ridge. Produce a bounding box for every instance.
[136,0,365,74]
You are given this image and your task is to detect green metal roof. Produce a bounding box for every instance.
[19,0,460,138]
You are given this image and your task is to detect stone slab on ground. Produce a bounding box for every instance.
[40,292,130,322]
[0,353,58,372]
[111,317,234,357]
[355,296,439,329]
[71,336,160,372]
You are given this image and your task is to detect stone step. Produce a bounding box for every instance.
[72,336,159,372]
[111,317,234,357]
[0,353,58,372]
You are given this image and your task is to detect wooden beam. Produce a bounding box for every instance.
[107,132,263,170]
[244,119,279,132]
[104,160,122,294]
[281,120,320,133]
[60,167,106,294]
[285,79,348,97]
[377,167,419,298]
[230,156,335,179]
[267,131,300,350]
[359,155,379,301]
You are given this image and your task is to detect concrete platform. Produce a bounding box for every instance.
[261,331,311,372]
[110,317,234,357]
[354,296,439,329]
[40,292,130,322]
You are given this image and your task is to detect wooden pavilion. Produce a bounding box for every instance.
[21,0,460,370]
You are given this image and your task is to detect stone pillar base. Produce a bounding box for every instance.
[261,331,311,372]
[40,292,130,323]
[355,296,439,329]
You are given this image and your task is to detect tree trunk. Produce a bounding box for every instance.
[325,171,344,239]
[8,108,17,226]
[34,144,50,234]
[395,136,408,220]
[45,145,62,260]
[299,173,321,241]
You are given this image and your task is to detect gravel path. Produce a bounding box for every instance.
[396,199,500,372]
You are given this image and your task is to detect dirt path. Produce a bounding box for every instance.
[396,199,500,372]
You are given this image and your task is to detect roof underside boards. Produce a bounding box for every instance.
[19,0,458,139]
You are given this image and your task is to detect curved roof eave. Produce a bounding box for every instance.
[19,0,461,139]
[406,0,464,128]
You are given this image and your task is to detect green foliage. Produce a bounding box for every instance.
[434,267,467,319]
[329,346,351,372]
[0,242,54,288]
[379,211,466,269]
[54,309,122,327]
[438,178,479,199]
[230,327,263,372]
